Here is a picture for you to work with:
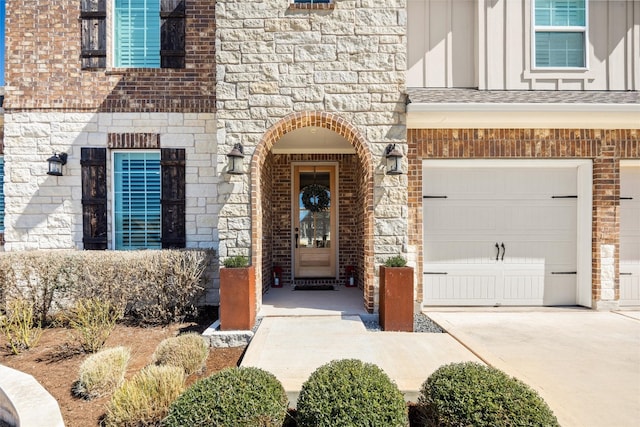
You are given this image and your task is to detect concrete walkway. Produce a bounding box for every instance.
[241,315,481,404]
[427,309,640,427]
[244,288,640,425]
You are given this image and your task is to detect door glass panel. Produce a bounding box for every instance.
[298,171,331,249]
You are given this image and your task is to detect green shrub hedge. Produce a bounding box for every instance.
[0,249,213,325]
[163,367,288,427]
[418,362,559,427]
[296,359,408,427]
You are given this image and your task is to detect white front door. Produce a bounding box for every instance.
[620,163,640,306]
[293,165,337,278]
[423,164,579,306]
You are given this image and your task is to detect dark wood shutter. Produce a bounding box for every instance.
[161,148,186,248]
[81,148,108,250]
[160,0,186,69]
[80,0,107,69]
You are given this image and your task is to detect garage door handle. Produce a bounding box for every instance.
[495,243,500,261]
[501,243,505,261]
[620,273,632,276]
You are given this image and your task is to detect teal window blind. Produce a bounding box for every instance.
[534,0,586,68]
[114,152,161,250]
[114,0,161,67]
[0,157,4,232]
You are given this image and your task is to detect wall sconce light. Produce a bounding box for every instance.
[226,143,245,175]
[47,152,68,176]
[384,144,404,175]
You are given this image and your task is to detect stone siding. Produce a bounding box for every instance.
[216,0,407,311]
[3,112,218,253]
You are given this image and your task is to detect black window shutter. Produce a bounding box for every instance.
[80,0,107,69]
[161,148,186,248]
[81,148,108,250]
[161,0,186,69]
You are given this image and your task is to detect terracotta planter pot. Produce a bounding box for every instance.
[219,266,256,331]
[379,266,414,332]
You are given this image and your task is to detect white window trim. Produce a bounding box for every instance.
[531,0,589,71]
[110,150,162,250]
[111,0,161,69]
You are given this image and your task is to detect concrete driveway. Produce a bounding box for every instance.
[427,309,640,427]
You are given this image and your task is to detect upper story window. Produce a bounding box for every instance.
[114,0,161,67]
[81,0,185,69]
[534,0,587,68]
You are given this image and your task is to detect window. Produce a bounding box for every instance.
[114,0,161,67]
[113,151,161,250]
[81,0,185,69]
[534,0,586,68]
[0,157,4,233]
[81,147,185,250]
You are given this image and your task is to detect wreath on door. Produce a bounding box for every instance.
[301,184,330,213]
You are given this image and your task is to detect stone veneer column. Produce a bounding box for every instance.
[215,0,409,307]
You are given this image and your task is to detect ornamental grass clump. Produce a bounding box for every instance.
[105,365,185,427]
[163,367,288,427]
[74,346,131,399]
[418,362,559,427]
[0,298,43,354]
[296,358,408,427]
[152,333,209,376]
[67,297,123,353]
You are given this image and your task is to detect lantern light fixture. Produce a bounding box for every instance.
[384,144,403,175]
[46,152,68,176]
[226,143,245,175]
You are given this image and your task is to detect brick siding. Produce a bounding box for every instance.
[408,128,640,306]
[4,0,215,113]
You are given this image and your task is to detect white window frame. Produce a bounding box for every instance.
[111,150,162,250]
[112,0,161,69]
[531,0,588,70]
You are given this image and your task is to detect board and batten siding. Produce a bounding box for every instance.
[407,0,640,90]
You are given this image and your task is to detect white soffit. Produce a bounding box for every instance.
[272,126,356,154]
[407,103,640,129]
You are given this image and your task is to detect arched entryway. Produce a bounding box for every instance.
[250,112,375,312]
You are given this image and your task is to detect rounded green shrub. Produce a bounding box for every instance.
[418,362,559,427]
[296,359,408,427]
[74,346,131,399]
[163,366,288,427]
[152,333,209,375]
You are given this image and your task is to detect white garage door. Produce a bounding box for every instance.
[620,163,640,307]
[423,164,579,306]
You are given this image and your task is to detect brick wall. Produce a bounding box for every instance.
[4,0,215,113]
[263,154,359,289]
[408,128,640,308]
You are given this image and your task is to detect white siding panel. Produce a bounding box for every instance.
[407,0,427,86]
[408,0,640,90]
[407,0,475,88]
